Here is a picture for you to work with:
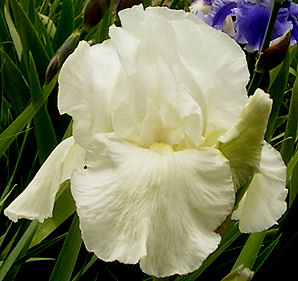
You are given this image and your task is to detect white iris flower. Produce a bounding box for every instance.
[4,5,287,278]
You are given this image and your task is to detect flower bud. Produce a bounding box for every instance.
[83,0,109,31]
[116,0,144,14]
[45,30,81,84]
[257,30,291,71]
[222,265,254,281]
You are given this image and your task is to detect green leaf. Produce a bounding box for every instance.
[0,220,38,281]
[280,64,298,164]
[0,48,29,115]
[52,0,74,51]
[9,0,50,81]
[0,9,10,44]
[254,234,282,272]
[289,160,298,207]
[49,214,82,281]
[0,223,13,250]
[28,52,57,164]
[0,74,57,158]
[97,5,112,43]
[265,52,290,142]
[72,255,97,281]
[25,257,56,262]
[232,232,266,271]
[3,2,22,60]
[30,181,76,248]
[33,10,54,58]
[16,234,66,265]
[287,148,298,184]
[0,184,16,209]
[38,13,56,39]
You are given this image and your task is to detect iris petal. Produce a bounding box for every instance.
[234,1,292,51]
[210,0,237,30]
[218,89,272,189]
[71,133,235,277]
[232,143,287,233]
[58,41,121,148]
[5,137,85,223]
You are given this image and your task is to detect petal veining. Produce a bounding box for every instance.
[71,133,235,277]
[4,137,85,223]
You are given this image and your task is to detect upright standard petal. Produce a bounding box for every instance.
[169,13,250,144]
[232,143,287,233]
[4,137,85,223]
[218,89,272,189]
[115,6,250,146]
[58,40,121,148]
[109,19,205,148]
[71,133,235,277]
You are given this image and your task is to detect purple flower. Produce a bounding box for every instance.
[208,0,237,30]
[284,0,298,43]
[234,0,292,51]
[193,0,298,51]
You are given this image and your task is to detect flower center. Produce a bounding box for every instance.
[149,142,175,154]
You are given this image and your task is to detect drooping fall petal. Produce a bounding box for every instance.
[71,133,235,277]
[232,143,287,233]
[5,137,85,223]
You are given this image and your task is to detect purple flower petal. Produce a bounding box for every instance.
[210,0,237,29]
[234,0,292,51]
[286,1,298,43]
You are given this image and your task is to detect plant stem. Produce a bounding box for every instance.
[247,0,282,95]
[232,232,266,270]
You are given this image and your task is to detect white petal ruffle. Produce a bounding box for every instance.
[71,133,235,277]
[4,137,85,223]
[113,5,250,146]
[232,143,287,233]
[58,41,121,148]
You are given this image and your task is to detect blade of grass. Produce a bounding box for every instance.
[25,257,56,262]
[0,220,38,281]
[265,52,289,142]
[0,49,29,115]
[3,2,22,60]
[254,234,281,272]
[52,0,74,51]
[0,123,31,202]
[0,9,10,45]
[287,148,298,184]
[16,234,66,264]
[28,52,57,163]
[49,214,82,281]
[72,254,98,281]
[34,11,54,58]
[0,74,57,158]
[9,0,50,81]
[289,160,298,207]
[280,64,298,164]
